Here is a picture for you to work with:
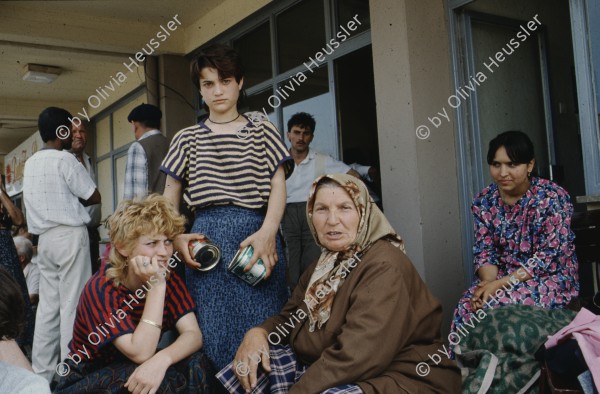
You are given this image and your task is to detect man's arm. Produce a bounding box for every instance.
[349,163,377,182]
[323,154,359,179]
[29,294,39,305]
[80,189,101,206]
[346,169,361,179]
[65,153,101,207]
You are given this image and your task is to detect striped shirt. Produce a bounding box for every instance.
[67,264,195,364]
[160,115,293,210]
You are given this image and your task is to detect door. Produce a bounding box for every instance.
[462,12,555,188]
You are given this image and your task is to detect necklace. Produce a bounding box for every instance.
[208,113,241,124]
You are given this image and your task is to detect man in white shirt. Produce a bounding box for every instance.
[283,112,362,288]
[70,121,102,273]
[23,107,101,382]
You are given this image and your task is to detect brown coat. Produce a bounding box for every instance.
[260,240,461,394]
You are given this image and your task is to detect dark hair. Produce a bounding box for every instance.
[0,267,24,340]
[127,104,162,129]
[191,44,244,90]
[487,131,535,165]
[287,112,316,134]
[38,107,72,142]
[138,119,160,129]
[190,44,245,112]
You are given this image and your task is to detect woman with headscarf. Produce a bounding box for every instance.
[216,174,460,393]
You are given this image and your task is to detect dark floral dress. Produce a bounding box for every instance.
[0,204,34,346]
[451,177,579,332]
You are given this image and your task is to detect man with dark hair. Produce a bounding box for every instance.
[123,103,168,199]
[0,268,51,393]
[283,112,362,289]
[23,107,101,382]
[69,121,102,273]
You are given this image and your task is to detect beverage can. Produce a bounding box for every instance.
[227,245,266,286]
[188,237,221,272]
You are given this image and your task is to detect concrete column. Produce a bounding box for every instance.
[145,56,159,108]
[370,0,466,334]
[158,55,197,139]
[370,0,425,274]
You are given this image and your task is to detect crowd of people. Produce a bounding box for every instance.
[0,43,584,393]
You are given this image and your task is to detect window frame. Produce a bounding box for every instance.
[93,86,146,239]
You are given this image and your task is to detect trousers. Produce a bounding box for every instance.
[33,225,91,382]
[281,202,321,289]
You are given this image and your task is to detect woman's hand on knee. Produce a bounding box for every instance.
[233,327,271,392]
[240,229,278,278]
[124,353,170,394]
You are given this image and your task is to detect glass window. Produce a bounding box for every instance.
[113,96,144,149]
[337,0,370,34]
[95,116,111,157]
[115,154,128,204]
[334,45,381,201]
[93,89,146,240]
[234,22,272,89]
[97,159,112,240]
[244,89,278,126]
[277,0,326,73]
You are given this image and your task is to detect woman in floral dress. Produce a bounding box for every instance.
[451,131,579,333]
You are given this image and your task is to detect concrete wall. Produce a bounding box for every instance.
[182,0,272,54]
[370,0,465,333]
[158,55,197,139]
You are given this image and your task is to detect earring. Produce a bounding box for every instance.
[527,171,532,178]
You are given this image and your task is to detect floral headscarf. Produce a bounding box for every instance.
[304,173,405,331]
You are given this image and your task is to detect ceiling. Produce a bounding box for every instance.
[0,0,225,164]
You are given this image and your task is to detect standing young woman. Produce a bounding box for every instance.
[161,44,293,370]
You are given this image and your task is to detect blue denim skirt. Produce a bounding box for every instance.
[187,205,288,370]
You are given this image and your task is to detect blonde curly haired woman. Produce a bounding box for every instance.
[56,194,216,393]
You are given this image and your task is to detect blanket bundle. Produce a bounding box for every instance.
[454,305,577,394]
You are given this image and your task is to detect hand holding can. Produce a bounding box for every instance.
[173,233,206,269]
[228,245,266,286]
[239,228,277,279]
[188,235,221,271]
